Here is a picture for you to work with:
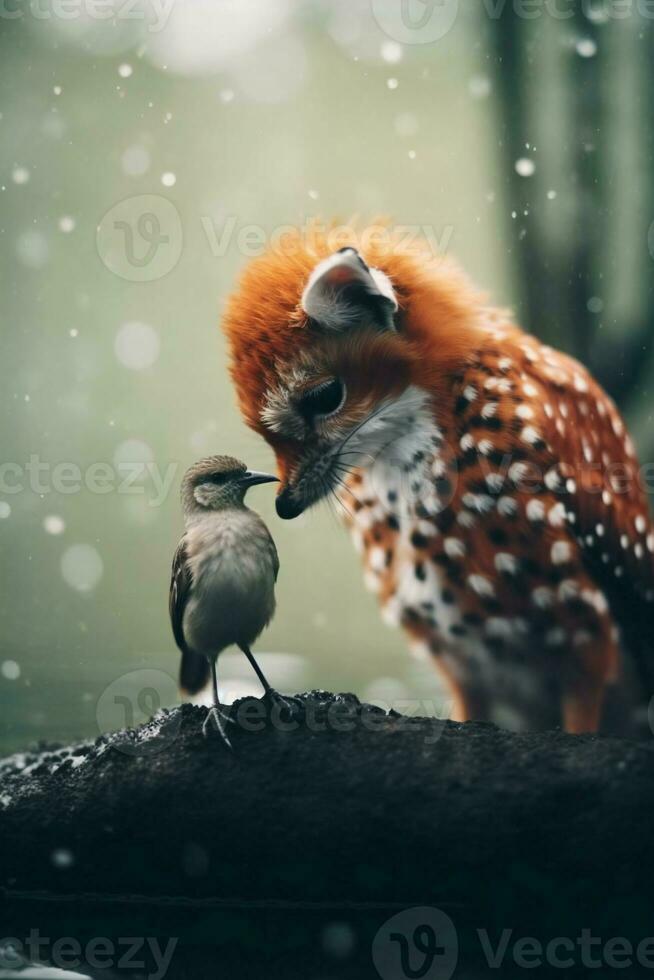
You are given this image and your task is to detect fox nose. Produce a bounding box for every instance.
[276,487,305,520]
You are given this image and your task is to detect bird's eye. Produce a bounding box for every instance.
[297,378,345,422]
[208,470,239,485]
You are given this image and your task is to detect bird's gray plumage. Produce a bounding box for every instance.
[170,456,280,698]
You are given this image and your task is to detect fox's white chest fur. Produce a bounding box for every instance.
[340,386,449,628]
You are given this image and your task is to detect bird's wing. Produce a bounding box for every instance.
[169,535,191,654]
[169,536,210,696]
[267,526,280,582]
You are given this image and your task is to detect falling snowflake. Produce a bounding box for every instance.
[576,38,597,58]
[468,75,491,99]
[61,544,103,593]
[44,515,66,535]
[12,166,29,185]
[121,144,151,177]
[394,112,418,138]
[1,661,20,681]
[16,230,49,268]
[161,171,176,187]
[51,848,74,869]
[380,41,402,64]
[515,158,536,178]
[114,321,160,370]
[113,439,154,480]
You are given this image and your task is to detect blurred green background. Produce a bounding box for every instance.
[1,0,652,754]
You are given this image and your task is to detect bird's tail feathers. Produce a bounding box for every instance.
[179,648,210,697]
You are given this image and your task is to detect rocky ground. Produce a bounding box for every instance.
[1,692,654,978]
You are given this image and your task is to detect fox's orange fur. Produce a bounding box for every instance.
[222,222,654,734]
[223,225,501,430]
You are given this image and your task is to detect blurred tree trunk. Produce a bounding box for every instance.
[487,10,654,447]
[487,10,558,344]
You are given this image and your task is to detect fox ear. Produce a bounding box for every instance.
[301,247,398,332]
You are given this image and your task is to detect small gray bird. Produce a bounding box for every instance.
[169,455,287,746]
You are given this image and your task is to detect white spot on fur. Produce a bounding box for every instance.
[485,473,504,493]
[495,552,518,574]
[486,617,513,638]
[521,426,541,446]
[462,492,495,514]
[551,541,571,564]
[468,574,494,597]
[526,499,545,522]
[444,537,466,558]
[559,579,580,601]
[532,586,554,608]
[544,468,561,491]
[509,462,529,486]
[545,627,566,646]
[548,503,566,527]
[497,496,518,517]
[457,510,477,529]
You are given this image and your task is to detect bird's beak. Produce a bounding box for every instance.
[275,485,305,520]
[241,470,279,488]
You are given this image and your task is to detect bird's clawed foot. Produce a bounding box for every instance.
[264,689,304,723]
[202,705,235,748]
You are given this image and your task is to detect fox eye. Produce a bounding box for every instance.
[297,378,345,422]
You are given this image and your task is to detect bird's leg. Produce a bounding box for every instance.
[239,644,303,719]
[202,659,234,747]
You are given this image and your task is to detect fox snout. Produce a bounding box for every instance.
[275,484,306,520]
